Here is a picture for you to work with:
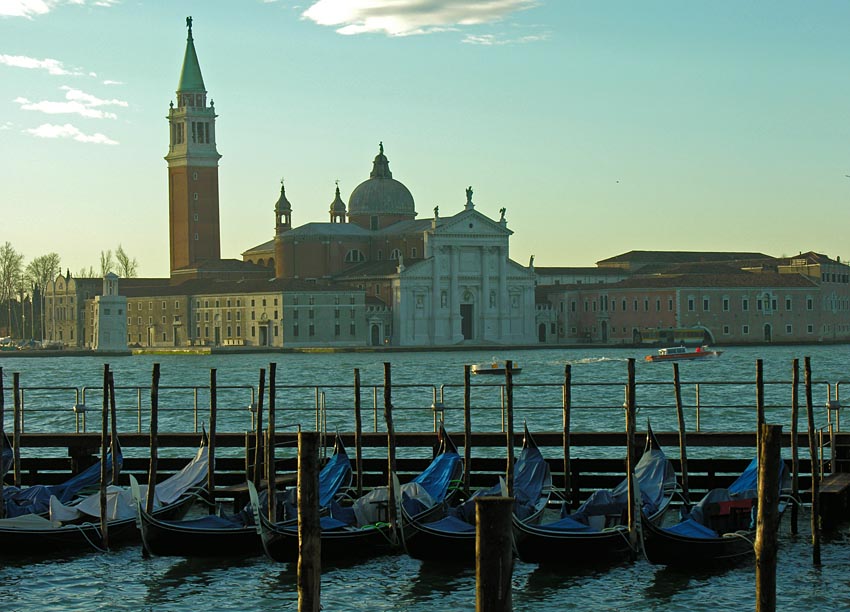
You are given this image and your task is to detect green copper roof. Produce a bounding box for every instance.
[178,17,206,93]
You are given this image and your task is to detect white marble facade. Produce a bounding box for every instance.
[392,207,536,346]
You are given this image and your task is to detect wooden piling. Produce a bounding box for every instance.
[12,372,21,487]
[756,359,765,453]
[475,496,514,612]
[0,368,6,519]
[354,368,363,497]
[208,368,217,511]
[464,364,472,494]
[146,363,160,514]
[109,371,118,485]
[672,363,690,505]
[267,363,277,522]
[625,358,638,555]
[790,359,800,535]
[755,423,782,612]
[562,364,572,506]
[100,364,110,550]
[383,363,398,535]
[254,368,265,486]
[505,360,515,496]
[297,430,321,612]
[804,356,821,565]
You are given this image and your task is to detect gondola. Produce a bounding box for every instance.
[0,440,207,555]
[253,425,464,563]
[137,434,353,557]
[403,423,552,563]
[642,457,790,566]
[514,424,677,565]
[2,441,122,518]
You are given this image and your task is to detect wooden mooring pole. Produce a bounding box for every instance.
[109,371,118,485]
[790,358,800,535]
[0,367,6,519]
[755,423,782,612]
[297,430,321,612]
[146,363,160,514]
[464,364,472,494]
[475,496,513,612]
[267,363,277,522]
[253,368,265,487]
[625,358,638,555]
[354,368,363,497]
[12,372,21,487]
[756,359,765,453]
[672,362,690,505]
[208,368,217,512]
[505,360,515,496]
[804,356,821,565]
[99,364,109,551]
[562,364,572,507]
[383,363,398,538]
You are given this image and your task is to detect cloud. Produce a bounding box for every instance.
[0,53,82,75]
[301,0,540,37]
[0,0,51,18]
[462,31,550,45]
[25,122,118,144]
[0,0,119,19]
[102,79,123,86]
[14,86,128,119]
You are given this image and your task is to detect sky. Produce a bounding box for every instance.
[1,0,849,278]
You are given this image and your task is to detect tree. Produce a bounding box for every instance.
[76,266,97,279]
[115,244,138,278]
[0,242,24,337]
[100,250,114,277]
[26,252,60,341]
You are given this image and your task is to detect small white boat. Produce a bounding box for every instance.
[471,361,522,375]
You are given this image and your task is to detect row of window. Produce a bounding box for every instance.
[292,323,356,337]
[569,294,818,314]
[688,295,814,313]
[344,247,419,263]
[722,324,814,335]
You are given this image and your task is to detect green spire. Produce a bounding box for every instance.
[177,16,206,93]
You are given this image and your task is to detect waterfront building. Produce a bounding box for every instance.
[540,250,850,345]
[44,273,100,347]
[88,274,128,351]
[244,145,541,346]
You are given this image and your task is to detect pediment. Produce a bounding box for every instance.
[433,209,512,238]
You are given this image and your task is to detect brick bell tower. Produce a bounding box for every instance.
[166,17,222,277]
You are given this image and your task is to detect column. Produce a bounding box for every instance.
[481,246,490,341]
[450,246,460,341]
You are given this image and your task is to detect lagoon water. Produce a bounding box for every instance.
[1,345,848,610]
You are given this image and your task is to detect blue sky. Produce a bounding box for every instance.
[2,1,849,277]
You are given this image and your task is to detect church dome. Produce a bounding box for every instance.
[348,143,415,217]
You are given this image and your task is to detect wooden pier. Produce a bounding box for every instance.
[9,430,842,514]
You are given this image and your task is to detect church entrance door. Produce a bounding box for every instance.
[460,304,474,340]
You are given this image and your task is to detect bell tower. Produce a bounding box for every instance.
[165,17,221,277]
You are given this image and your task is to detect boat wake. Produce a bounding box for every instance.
[564,357,629,365]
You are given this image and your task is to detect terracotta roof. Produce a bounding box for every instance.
[610,271,818,289]
[597,250,775,266]
[535,266,627,276]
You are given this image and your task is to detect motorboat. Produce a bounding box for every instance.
[471,360,522,375]
[645,345,722,363]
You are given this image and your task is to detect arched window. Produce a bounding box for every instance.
[345,249,366,263]
[390,249,401,260]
